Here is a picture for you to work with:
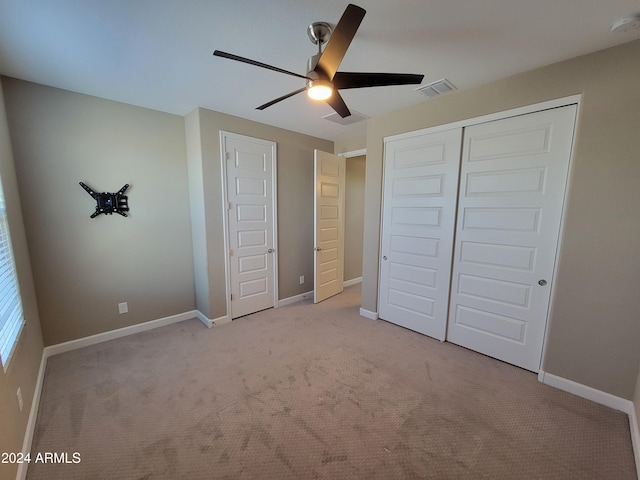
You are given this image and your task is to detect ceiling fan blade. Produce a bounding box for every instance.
[333,72,425,90]
[315,4,366,80]
[326,91,351,118]
[256,87,307,110]
[213,50,310,80]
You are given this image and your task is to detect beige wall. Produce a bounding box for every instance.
[334,133,367,154]
[0,80,44,480]
[344,155,365,281]
[187,108,333,319]
[2,78,195,346]
[362,39,640,399]
[184,110,211,318]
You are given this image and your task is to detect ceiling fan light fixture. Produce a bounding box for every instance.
[307,79,333,100]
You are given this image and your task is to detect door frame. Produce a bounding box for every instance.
[338,148,367,158]
[378,94,581,371]
[219,130,278,320]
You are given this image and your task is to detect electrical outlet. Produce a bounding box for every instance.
[17,387,23,412]
[299,275,304,284]
[118,302,128,314]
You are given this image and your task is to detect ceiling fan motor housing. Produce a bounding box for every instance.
[307,53,324,79]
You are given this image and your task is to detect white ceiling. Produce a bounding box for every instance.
[0,0,639,143]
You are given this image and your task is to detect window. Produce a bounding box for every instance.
[0,180,24,371]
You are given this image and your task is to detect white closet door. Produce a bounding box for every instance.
[378,128,462,340]
[447,105,577,371]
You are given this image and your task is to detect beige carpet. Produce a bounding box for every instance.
[27,285,636,479]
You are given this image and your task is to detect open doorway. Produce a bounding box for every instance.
[344,154,366,286]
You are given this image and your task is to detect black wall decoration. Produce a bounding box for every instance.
[79,182,130,218]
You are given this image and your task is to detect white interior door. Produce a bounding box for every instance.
[314,150,345,303]
[447,105,577,371]
[223,132,277,319]
[378,128,462,340]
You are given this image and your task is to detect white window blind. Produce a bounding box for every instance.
[0,184,24,371]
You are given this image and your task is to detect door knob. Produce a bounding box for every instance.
[538,279,547,286]
[383,256,387,260]
[267,248,274,254]
[314,247,322,252]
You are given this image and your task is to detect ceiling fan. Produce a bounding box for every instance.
[213,4,424,118]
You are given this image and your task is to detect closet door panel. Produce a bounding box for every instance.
[378,128,462,340]
[447,105,577,371]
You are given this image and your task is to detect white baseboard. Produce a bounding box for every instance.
[538,370,633,413]
[344,277,362,287]
[359,308,378,320]
[194,310,213,328]
[278,291,313,307]
[539,370,640,480]
[212,315,231,327]
[277,282,360,307]
[16,351,48,480]
[45,311,200,357]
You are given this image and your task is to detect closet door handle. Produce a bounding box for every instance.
[538,279,547,286]
[383,256,388,260]
[314,247,322,252]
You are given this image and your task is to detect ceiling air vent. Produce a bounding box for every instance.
[415,79,457,99]
[322,110,369,125]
